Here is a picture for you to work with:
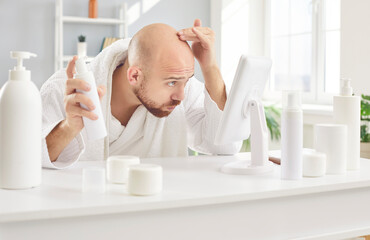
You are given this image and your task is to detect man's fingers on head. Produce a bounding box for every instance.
[192,27,213,49]
[65,78,91,95]
[177,28,198,42]
[66,56,78,79]
[177,28,196,37]
[178,27,212,40]
[192,27,213,38]
[179,35,199,42]
[201,27,213,35]
[193,19,202,27]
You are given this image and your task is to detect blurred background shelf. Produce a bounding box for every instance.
[55,0,127,71]
[62,16,125,25]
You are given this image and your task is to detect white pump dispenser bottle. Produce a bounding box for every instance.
[333,78,360,170]
[75,58,107,141]
[281,91,303,180]
[0,51,41,189]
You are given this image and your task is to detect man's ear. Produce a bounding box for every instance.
[127,66,142,86]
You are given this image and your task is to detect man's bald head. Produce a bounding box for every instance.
[127,23,194,73]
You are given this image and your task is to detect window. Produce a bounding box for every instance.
[266,0,341,104]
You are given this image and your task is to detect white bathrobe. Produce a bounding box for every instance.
[41,39,241,169]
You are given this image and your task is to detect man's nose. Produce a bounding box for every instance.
[172,86,185,101]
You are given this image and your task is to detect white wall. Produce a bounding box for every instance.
[211,0,265,89]
[0,0,210,89]
[341,0,370,96]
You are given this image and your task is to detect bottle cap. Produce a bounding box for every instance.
[340,78,353,96]
[282,90,301,110]
[9,51,37,81]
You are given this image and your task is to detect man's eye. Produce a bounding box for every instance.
[168,81,176,87]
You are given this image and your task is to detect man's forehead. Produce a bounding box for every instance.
[162,67,194,77]
[163,66,194,74]
[163,72,194,80]
[157,63,193,75]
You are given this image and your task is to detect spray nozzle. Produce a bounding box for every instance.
[340,78,353,96]
[282,90,301,110]
[10,51,37,71]
[75,58,89,74]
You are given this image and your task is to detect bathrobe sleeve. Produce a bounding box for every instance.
[40,70,85,169]
[183,77,242,154]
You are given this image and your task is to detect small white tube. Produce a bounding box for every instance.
[281,91,303,180]
[127,164,163,196]
[82,167,106,193]
[75,58,107,141]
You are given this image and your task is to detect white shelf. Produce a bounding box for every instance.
[62,16,125,25]
[55,0,127,71]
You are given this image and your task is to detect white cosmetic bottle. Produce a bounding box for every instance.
[75,58,107,141]
[281,91,303,180]
[0,51,41,189]
[333,78,360,170]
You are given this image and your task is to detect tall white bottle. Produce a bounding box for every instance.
[0,51,41,189]
[281,91,303,180]
[333,78,360,170]
[75,58,107,141]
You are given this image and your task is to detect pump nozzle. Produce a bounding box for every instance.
[340,78,353,96]
[10,51,37,71]
[9,51,37,81]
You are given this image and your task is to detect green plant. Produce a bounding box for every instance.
[240,105,281,152]
[264,105,281,141]
[78,35,86,42]
[361,94,370,142]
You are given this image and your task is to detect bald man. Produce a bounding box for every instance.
[41,20,241,169]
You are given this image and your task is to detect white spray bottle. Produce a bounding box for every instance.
[0,51,41,189]
[75,58,107,141]
[281,90,303,180]
[333,78,360,170]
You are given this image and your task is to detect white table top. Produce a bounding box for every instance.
[1,152,370,223]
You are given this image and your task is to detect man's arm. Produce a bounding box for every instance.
[200,65,226,110]
[46,120,81,162]
[177,19,226,110]
[45,56,105,162]
[178,19,242,155]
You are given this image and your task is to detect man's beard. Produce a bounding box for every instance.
[134,81,181,118]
